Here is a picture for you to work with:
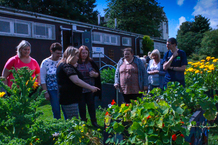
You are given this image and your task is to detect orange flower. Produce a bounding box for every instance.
[0,92,6,97]
[172,134,177,141]
[105,112,109,116]
[162,123,165,127]
[181,121,184,124]
[147,115,151,119]
[33,82,38,90]
[180,134,185,137]
[126,104,129,106]
[111,99,116,105]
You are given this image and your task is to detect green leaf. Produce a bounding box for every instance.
[113,122,125,133]
[143,102,157,109]
[175,136,184,144]
[203,110,216,120]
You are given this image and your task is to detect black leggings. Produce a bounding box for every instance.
[78,92,97,122]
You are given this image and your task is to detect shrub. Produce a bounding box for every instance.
[100,68,115,84]
[142,35,154,55]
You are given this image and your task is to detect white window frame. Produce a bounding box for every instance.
[92,32,103,44]
[0,17,13,35]
[122,37,132,46]
[92,32,120,46]
[14,20,31,37]
[32,23,55,40]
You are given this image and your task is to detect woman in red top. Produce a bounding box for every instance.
[2,40,40,88]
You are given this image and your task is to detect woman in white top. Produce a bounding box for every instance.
[147,49,164,92]
[40,42,63,119]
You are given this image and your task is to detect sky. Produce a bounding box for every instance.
[94,0,218,38]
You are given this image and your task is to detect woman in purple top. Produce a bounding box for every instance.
[77,45,102,127]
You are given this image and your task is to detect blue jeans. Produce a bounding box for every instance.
[48,90,61,119]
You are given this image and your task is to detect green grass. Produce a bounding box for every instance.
[36,101,106,127]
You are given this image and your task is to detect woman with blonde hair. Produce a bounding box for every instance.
[2,40,40,88]
[56,46,99,120]
[147,49,165,92]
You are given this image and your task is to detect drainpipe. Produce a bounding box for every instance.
[135,36,139,55]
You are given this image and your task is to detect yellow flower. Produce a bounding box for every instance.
[213,59,218,63]
[82,124,86,127]
[204,68,208,71]
[33,82,38,90]
[211,57,215,59]
[81,130,84,133]
[0,92,6,97]
[82,136,84,138]
[79,139,81,142]
[209,64,215,70]
[207,70,212,73]
[26,80,29,86]
[201,60,205,62]
[188,62,193,64]
[206,62,209,65]
[184,72,186,75]
[206,56,211,61]
[195,70,200,74]
[199,65,204,69]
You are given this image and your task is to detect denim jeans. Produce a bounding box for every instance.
[48,90,61,119]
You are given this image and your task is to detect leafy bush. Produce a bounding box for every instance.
[100,68,115,84]
[105,96,190,145]
[142,35,154,55]
[0,67,103,144]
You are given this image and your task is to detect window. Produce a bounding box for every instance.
[0,20,10,33]
[33,23,55,39]
[0,16,55,40]
[122,37,132,46]
[14,20,31,36]
[92,32,103,44]
[92,32,120,46]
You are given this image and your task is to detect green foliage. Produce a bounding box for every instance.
[55,120,102,145]
[0,67,102,144]
[199,29,218,57]
[0,0,98,24]
[142,35,154,54]
[177,15,211,57]
[104,0,166,37]
[100,68,115,84]
[105,94,190,144]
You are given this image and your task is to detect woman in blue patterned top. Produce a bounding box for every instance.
[40,42,63,119]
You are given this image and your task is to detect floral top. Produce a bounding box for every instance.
[40,58,59,91]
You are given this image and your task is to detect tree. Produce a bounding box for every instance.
[104,0,166,37]
[0,0,99,24]
[176,15,211,57]
[142,35,154,54]
[199,29,218,57]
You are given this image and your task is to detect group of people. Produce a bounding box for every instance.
[114,37,187,102]
[1,37,187,126]
[2,40,101,127]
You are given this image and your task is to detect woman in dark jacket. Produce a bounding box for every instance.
[56,46,99,120]
[77,45,102,127]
